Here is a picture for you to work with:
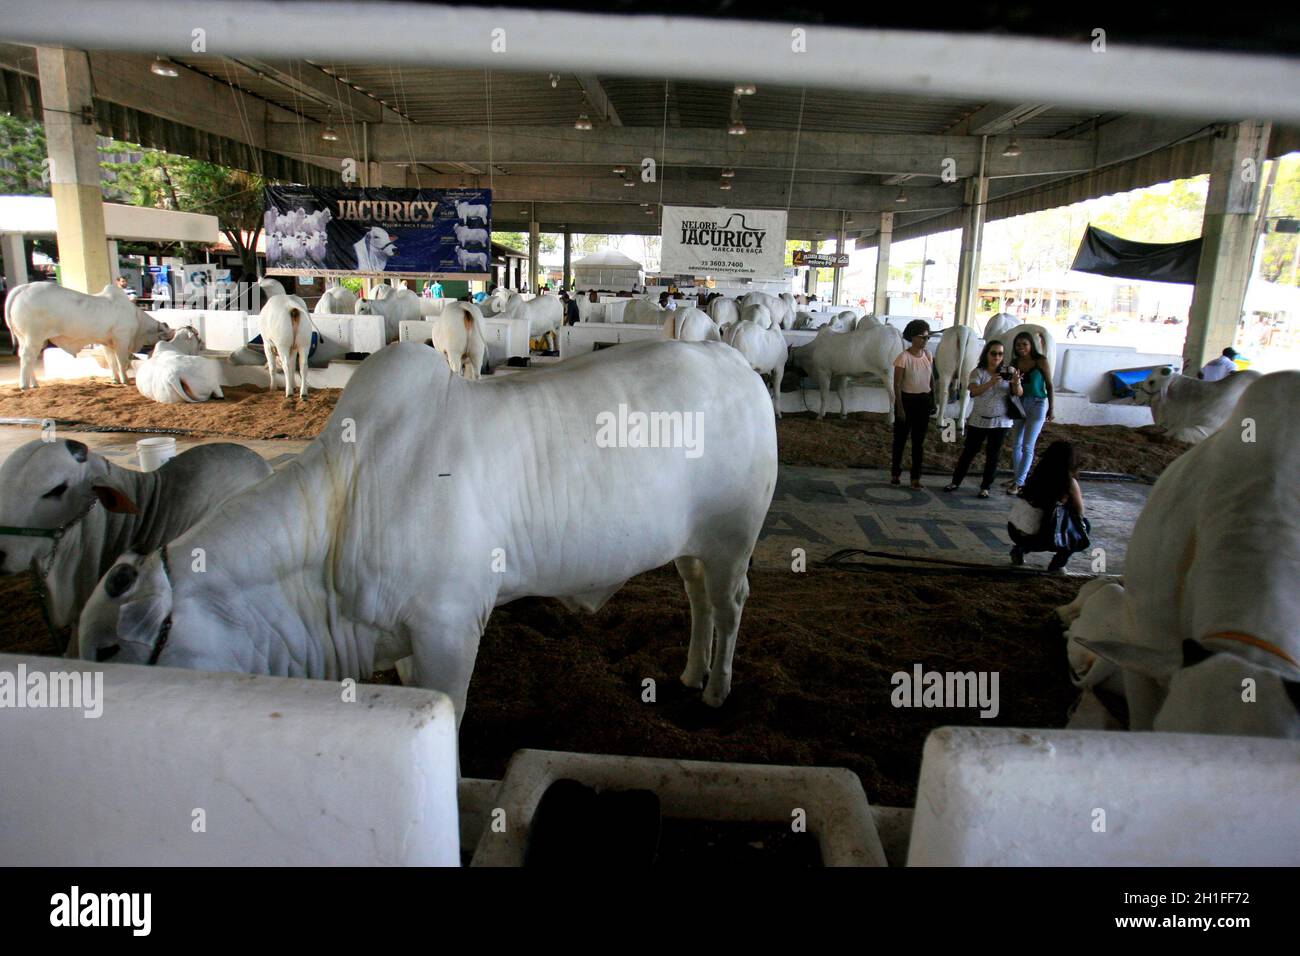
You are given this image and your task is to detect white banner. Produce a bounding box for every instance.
[660,206,788,279]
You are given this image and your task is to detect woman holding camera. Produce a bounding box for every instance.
[943,339,1021,498]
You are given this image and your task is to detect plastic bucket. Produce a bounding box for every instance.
[137,437,177,472]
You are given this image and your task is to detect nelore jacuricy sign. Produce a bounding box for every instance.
[263,186,492,278]
[660,206,788,279]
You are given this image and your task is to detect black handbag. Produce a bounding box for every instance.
[1048,505,1091,553]
[1005,392,1025,420]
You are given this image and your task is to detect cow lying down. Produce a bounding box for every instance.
[135,327,225,404]
[79,340,778,720]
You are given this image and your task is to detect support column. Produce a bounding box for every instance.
[954,173,989,328]
[2,234,28,288]
[528,216,539,293]
[874,212,894,316]
[1184,121,1272,371]
[562,227,571,291]
[831,213,846,306]
[107,240,120,281]
[37,47,110,293]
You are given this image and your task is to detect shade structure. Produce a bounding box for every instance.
[572,248,645,292]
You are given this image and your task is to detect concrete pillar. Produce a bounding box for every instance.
[1184,121,1272,372]
[953,173,989,327]
[831,214,846,306]
[37,47,110,293]
[562,228,571,291]
[874,212,894,315]
[107,240,120,281]
[528,218,539,292]
[1,234,28,288]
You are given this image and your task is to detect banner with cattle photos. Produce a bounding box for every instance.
[659,206,788,280]
[262,186,492,279]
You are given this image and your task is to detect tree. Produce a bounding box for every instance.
[0,115,49,195]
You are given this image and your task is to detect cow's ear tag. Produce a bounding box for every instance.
[92,485,141,515]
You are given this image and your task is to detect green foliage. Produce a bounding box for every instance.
[0,115,49,195]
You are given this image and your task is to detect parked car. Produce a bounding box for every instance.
[1077,315,1102,333]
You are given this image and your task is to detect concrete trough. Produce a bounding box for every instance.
[907,727,1300,866]
[471,749,886,867]
[0,653,460,865]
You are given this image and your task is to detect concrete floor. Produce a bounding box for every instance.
[0,424,1149,575]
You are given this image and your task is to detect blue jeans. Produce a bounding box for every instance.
[1011,396,1048,485]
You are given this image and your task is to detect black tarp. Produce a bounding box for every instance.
[1070,225,1202,284]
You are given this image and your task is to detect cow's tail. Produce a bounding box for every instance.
[169,375,203,403]
[3,282,27,353]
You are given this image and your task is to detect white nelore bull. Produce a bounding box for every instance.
[707,296,740,335]
[81,340,778,719]
[738,291,795,330]
[983,312,1018,341]
[723,305,788,418]
[1002,322,1056,377]
[0,438,270,656]
[794,310,856,332]
[428,301,488,379]
[455,201,489,223]
[257,277,287,301]
[854,313,882,331]
[355,286,422,342]
[4,282,172,389]
[489,289,563,348]
[135,327,224,404]
[314,285,357,315]
[1070,371,1300,736]
[622,298,668,326]
[788,323,906,423]
[662,308,720,343]
[453,224,489,247]
[354,227,398,272]
[1133,365,1263,444]
[455,248,489,272]
[933,325,983,434]
[260,294,314,400]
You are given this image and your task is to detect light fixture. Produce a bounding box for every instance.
[734,83,756,96]
[612,166,626,175]
[1002,137,1022,158]
[549,73,560,89]
[721,168,735,178]
[895,190,908,203]
[720,180,732,190]
[623,179,636,187]
[321,125,340,142]
[150,57,178,78]
[640,202,650,207]
[574,113,593,130]
[728,120,747,135]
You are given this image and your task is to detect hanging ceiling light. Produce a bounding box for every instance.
[549,73,560,89]
[321,125,340,142]
[612,166,626,175]
[728,120,747,135]
[574,113,593,131]
[895,190,908,203]
[734,83,756,96]
[1002,137,1022,158]
[150,57,179,78]
[721,168,736,178]
[623,179,636,188]
[720,180,732,191]
[845,216,855,224]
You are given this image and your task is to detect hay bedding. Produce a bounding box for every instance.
[2,565,1077,806]
[1,380,1187,478]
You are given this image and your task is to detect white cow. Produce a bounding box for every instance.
[453,224,489,247]
[1132,365,1263,444]
[4,282,171,389]
[793,310,854,332]
[983,312,1018,342]
[455,248,490,272]
[724,304,788,419]
[621,298,668,326]
[854,313,883,331]
[662,307,720,343]
[257,277,287,302]
[1074,372,1300,734]
[738,291,795,330]
[354,227,398,272]
[355,286,422,342]
[1154,655,1299,739]
[788,323,906,422]
[428,301,488,380]
[489,290,564,348]
[81,340,778,719]
[0,438,270,656]
[260,294,314,400]
[314,285,357,315]
[418,298,453,317]
[455,201,489,223]
[933,325,984,434]
[135,328,224,404]
[707,296,740,335]
[1002,323,1056,380]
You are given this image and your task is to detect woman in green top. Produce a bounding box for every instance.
[1006,331,1054,494]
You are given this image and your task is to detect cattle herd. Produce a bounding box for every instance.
[1,278,1296,770]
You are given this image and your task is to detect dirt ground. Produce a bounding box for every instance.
[0,564,1079,807]
[1,379,1188,478]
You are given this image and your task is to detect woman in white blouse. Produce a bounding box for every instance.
[943,340,1022,498]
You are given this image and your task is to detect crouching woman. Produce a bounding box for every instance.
[1007,440,1090,572]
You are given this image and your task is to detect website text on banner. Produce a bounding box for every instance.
[660,206,789,280]
[263,186,492,279]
